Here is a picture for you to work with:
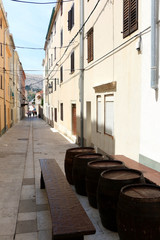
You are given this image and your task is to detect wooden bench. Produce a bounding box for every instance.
[39,159,96,240]
[113,155,160,186]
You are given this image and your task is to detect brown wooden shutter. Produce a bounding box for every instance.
[90,28,93,61]
[87,28,93,63]
[123,0,130,38]
[123,0,138,38]
[60,1,63,16]
[60,66,63,83]
[54,108,57,122]
[68,10,71,30]
[71,51,74,73]
[71,4,74,27]
[60,103,63,121]
[0,18,2,28]
[72,104,77,135]
[130,0,138,34]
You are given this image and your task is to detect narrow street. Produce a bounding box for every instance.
[0,117,119,240]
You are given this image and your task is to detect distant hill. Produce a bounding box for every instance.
[25,74,43,91]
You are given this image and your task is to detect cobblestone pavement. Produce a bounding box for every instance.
[0,117,119,240]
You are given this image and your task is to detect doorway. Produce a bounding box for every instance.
[72,104,76,136]
[86,102,91,146]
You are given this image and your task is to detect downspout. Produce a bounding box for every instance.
[151,0,158,90]
[4,28,7,131]
[80,0,84,146]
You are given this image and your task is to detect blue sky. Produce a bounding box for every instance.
[3,0,56,74]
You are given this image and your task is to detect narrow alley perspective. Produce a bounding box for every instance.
[1,0,160,239]
[0,117,119,240]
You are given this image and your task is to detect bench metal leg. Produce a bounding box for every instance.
[40,172,45,189]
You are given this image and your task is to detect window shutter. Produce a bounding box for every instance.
[51,81,53,93]
[60,103,63,121]
[54,108,57,122]
[130,0,138,34]
[123,0,138,38]
[71,52,74,73]
[54,79,56,91]
[71,4,74,28]
[123,0,130,38]
[68,10,71,31]
[90,29,93,61]
[0,18,2,28]
[61,29,63,47]
[60,1,63,16]
[88,31,91,62]
[87,28,93,63]
[60,66,63,83]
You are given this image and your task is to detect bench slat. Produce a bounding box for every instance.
[39,159,96,239]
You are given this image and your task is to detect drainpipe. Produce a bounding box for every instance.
[80,0,84,147]
[4,28,7,131]
[151,0,158,90]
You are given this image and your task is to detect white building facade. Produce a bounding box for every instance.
[43,0,160,171]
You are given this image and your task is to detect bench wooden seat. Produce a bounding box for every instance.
[39,159,96,240]
[113,155,160,186]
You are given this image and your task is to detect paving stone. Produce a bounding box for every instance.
[38,230,52,240]
[18,212,37,221]
[16,220,37,234]
[15,232,38,240]
[23,178,35,185]
[20,185,35,200]
[37,211,52,231]
[0,216,16,235]
[19,199,36,213]
[36,204,49,212]
[0,236,14,240]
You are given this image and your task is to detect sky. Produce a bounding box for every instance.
[3,0,56,74]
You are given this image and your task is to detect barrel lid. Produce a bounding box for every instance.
[76,153,102,159]
[121,184,160,199]
[101,168,142,180]
[88,160,124,168]
[67,147,94,153]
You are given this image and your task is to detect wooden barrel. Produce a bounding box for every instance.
[97,168,145,232]
[117,184,160,240]
[86,160,125,208]
[64,147,95,185]
[72,153,103,196]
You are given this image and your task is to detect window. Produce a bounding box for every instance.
[68,4,74,31]
[87,28,94,63]
[71,51,75,73]
[0,43,2,56]
[50,81,53,93]
[54,21,56,35]
[60,66,63,83]
[0,18,2,28]
[54,47,56,60]
[60,0,63,15]
[97,96,102,133]
[60,103,63,121]
[54,78,56,91]
[51,54,53,66]
[0,75,2,89]
[54,108,57,122]
[104,95,114,136]
[123,0,138,38]
[61,29,63,47]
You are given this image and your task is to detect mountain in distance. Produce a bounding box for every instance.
[25,74,43,91]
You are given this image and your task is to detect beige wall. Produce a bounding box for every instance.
[44,1,81,141]
[44,1,142,161]
[82,1,142,160]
